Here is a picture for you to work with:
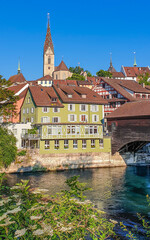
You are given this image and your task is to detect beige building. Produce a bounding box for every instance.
[43,17,72,81]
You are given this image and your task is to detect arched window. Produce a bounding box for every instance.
[48,57,50,64]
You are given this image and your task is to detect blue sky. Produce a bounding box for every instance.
[1,0,150,80]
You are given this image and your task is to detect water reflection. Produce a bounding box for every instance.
[6,166,150,216]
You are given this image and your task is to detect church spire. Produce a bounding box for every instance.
[110,52,112,67]
[133,52,137,67]
[17,58,21,74]
[108,52,116,73]
[44,13,54,54]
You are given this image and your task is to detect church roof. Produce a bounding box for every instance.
[8,73,27,84]
[108,65,117,73]
[54,60,69,72]
[44,20,54,54]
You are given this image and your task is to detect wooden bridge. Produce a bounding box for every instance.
[106,100,150,155]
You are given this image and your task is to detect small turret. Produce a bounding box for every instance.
[17,59,21,74]
[133,52,137,67]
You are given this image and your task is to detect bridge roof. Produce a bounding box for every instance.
[106,100,150,119]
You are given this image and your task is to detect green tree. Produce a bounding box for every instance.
[0,75,19,120]
[85,70,92,77]
[69,66,84,74]
[69,66,92,77]
[138,72,150,85]
[67,73,85,81]
[96,69,112,78]
[0,126,17,168]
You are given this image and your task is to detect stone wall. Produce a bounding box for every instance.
[0,150,126,173]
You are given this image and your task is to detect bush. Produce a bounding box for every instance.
[0,126,17,168]
[0,176,117,239]
[17,150,27,156]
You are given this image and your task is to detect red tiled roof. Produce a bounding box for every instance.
[36,75,53,81]
[53,85,107,105]
[100,78,150,101]
[8,73,26,84]
[8,83,27,94]
[44,21,54,54]
[145,85,150,90]
[28,86,63,107]
[53,80,78,86]
[124,67,150,77]
[106,100,150,119]
[111,72,125,78]
[54,61,69,72]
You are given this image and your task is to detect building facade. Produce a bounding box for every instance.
[20,85,111,154]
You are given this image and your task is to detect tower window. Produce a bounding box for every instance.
[48,57,50,64]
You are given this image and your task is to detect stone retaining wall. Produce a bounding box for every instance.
[0,150,126,173]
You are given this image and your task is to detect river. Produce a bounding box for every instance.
[6,166,150,239]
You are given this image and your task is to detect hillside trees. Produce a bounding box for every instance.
[96,69,112,78]
[0,75,19,119]
[0,75,18,168]
[138,72,150,86]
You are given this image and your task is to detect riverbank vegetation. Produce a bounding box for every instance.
[0,126,17,168]
[1,174,146,239]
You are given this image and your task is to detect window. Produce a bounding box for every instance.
[52,98,57,102]
[64,140,69,149]
[68,114,76,122]
[68,94,72,98]
[91,139,95,148]
[41,81,43,84]
[27,97,30,103]
[92,115,98,122]
[45,81,47,84]
[27,108,29,114]
[31,108,34,113]
[91,105,98,112]
[52,117,59,123]
[82,140,86,149]
[12,129,17,135]
[48,57,50,64]
[67,125,76,134]
[53,107,59,113]
[80,104,87,111]
[43,107,48,113]
[56,75,58,80]
[73,140,78,149]
[41,117,50,123]
[22,129,27,135]
[99,139,103,148]
[85,126,98,135]
[45,140,50,149]
[82,94,86,98]
[23,108,25,114]
[80,115,87,122]
[54,140,59,149]
[68,104,75,111]
[31,117,34,123]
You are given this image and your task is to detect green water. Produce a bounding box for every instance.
[6,166,150,239]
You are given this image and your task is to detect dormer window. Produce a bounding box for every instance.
[82,94,86,98]
[68,94,72,98]
[52,98,57,102]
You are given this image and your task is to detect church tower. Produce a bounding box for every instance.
[43,14,54,77]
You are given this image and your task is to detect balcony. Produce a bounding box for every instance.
[40,124,103,140]
[21,133,41,140]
